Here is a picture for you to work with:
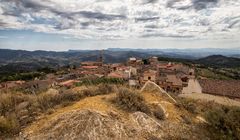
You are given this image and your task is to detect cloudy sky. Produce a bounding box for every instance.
[0,0,240,51]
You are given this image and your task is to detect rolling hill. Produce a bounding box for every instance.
[196,55,240,68]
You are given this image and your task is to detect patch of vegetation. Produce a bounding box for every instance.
[0,115,20,135]
[204,106,240,140]
[153,105,166,120]
[175,98,198,114]
[157,57,193,66]
[113,87,151,114]
[0,72,44,82]
[196,68,232,80]
[76,77,125,86]
[176,97,240,140]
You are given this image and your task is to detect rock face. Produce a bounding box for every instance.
[131,112,163,139]
[24,109,165,140]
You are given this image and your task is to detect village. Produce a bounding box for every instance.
[1,51,240,100]
[1,52,240,140]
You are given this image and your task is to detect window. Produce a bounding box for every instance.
[148,76,151,80]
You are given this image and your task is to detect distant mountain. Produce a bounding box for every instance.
[0,49,154,74]
[108,48,240,59]
[196,55,240,68]
[1,48,240,74]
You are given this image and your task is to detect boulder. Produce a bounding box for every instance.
[24,109,138,140]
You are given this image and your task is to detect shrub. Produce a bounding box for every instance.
[79,85,114,97]
[153,105,166,120]
[59,90,82,102]
[113,88,151,114]
[0,93,31,115]
[205,106,240,140]
[97,84,115,95]
[76,77,125,86]
[37,91,60,110]
[0,114,20,135]
[80,88,98,97]
[0,116,10,133]
[176,98,198,114]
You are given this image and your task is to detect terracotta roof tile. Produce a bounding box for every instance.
[199,79,240,98]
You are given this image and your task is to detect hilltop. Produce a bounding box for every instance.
[20,85,211,139]
[196,55,240,68]
[1,83,240,139]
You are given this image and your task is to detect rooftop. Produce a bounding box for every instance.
[199,79,240,98]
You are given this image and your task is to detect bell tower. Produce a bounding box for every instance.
[98,50,104,65]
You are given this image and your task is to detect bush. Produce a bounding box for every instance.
[176,98,198,114]
[80,88,98,97]
[59,90,82,102]
[205,106,240,140]
[0,93,31,115]
[153,105,166,120]
[0,116,11,133]
[79,85,114,97]
[37,92,61,110]
[0,114,20,135]
[76,77,125,86]
[113,88,151,114]
[97,84,115,95]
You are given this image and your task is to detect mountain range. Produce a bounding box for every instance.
[0,48,240,74]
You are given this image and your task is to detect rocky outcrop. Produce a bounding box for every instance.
[23,109,166,140]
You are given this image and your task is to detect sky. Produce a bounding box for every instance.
[0,0,240,51]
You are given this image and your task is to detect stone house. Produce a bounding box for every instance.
[159,75,183,94]
[141,69,157,84]
[127,57,143,66]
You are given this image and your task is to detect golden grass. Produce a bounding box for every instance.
[24,88,202,136]
[23,93,128,135]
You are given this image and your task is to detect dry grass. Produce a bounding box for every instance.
[179,93,240,107]
[112,87,151,114]
[23,86,212,140]
[0,84,115,137]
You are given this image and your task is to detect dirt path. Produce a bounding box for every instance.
[179,93,240,107]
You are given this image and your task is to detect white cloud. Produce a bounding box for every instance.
[0,0,239,40]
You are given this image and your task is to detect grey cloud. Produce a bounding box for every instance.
[192,0,219,10]
[141,33,194,38]
[166,0,219,10]
[141,0,158,4]
[76,11,126,20]
[166,0,191,10]
[80,22,90,27]
[3,0,126,21]
[0,20,8,27]
[135,17,159,22]
[54,22,74,30]
[227,17,240,28]
[144,25,159,28]
[0,0,239,40]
